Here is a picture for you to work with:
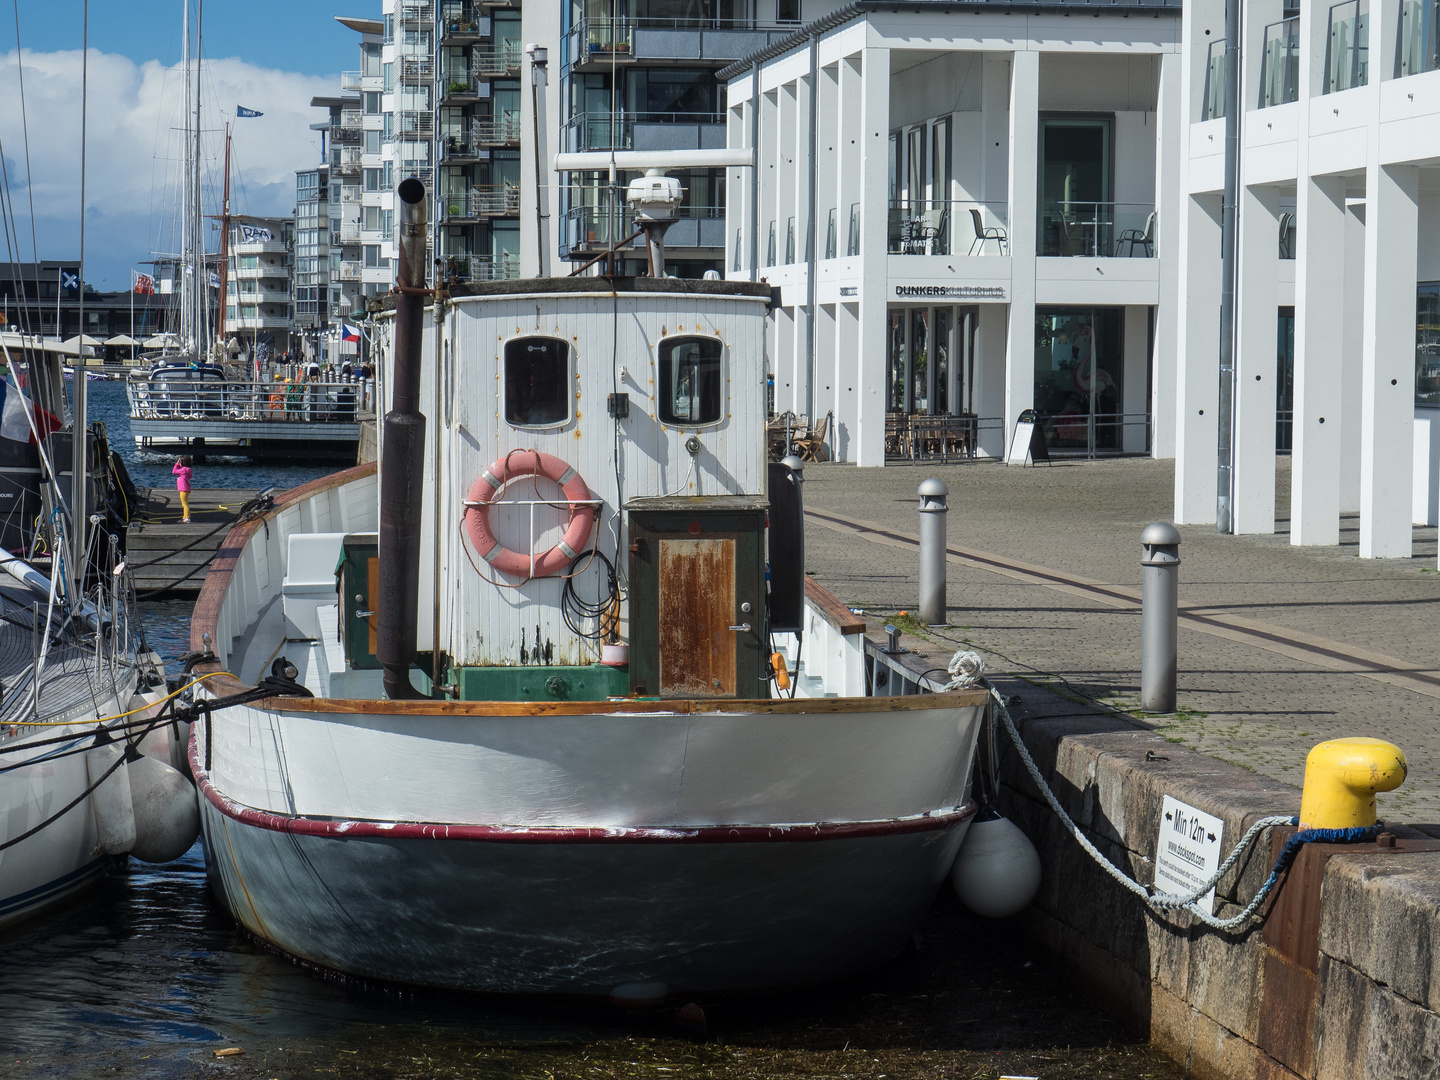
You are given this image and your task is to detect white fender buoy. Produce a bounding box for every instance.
[85,739,137,855]
[950,806,1042,918]
[127,754,200,863]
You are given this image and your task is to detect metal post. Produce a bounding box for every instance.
[918,478,949,626]
[1140,522,1182,713]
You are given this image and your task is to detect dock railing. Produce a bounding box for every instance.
[127,377,376,424]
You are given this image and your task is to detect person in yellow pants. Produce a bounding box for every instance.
[173,455,193,523]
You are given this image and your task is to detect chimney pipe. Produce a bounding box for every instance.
[377,178,429,699]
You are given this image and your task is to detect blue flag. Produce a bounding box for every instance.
[237,105,263,118]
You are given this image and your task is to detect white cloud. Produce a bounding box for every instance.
[0,47,335,290]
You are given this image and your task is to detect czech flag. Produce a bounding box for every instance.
[342,323,361,343]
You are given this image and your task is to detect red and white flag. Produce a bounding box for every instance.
[133,271,155,295]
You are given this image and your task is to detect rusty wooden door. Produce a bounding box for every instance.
[657,538,736,696]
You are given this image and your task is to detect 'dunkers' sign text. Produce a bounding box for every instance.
[1154,795,1224,915]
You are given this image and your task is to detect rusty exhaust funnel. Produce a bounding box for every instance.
[378,178,429,699]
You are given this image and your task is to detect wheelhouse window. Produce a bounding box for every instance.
[659,337,723,426]
[504,337,570,426]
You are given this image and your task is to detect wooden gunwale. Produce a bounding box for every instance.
[189,462,989,717]
[803,577,866,635]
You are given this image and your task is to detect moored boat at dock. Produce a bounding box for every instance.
[186,179,988,997]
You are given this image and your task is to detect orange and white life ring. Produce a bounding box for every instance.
[462,450,596,579]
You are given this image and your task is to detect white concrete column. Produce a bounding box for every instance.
[816,63,839,261]
[1232,184,1281,534]
[975,303,1009,457]
[836,301,860,460]
[1291,174,1347,546]
[1360,163,1420,558]
[1122,306,1150,453]
[815,301,837,435]
[855,46,891,467]
[1340,203,1364,512]
[1004,50,1039,456]
[759,87,778,270]
[1151,52,1182,459]
[1174,193,1223,524]
[980,53,1011,213]
[837,56,862,261]
[726,98,748,276]
[774,305,796,414]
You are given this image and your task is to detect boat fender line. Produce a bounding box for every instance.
[942,648,1373,932]
[462,450,597,579]
[985,682,1380,931]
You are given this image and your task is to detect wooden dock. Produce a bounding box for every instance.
[126,487,259,597]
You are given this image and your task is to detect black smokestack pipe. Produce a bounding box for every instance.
[378,178,429,699]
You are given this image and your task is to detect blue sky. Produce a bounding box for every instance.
[0,2,368,293]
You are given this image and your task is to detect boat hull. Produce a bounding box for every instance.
[196,792,971,995]
[190,696,983,996]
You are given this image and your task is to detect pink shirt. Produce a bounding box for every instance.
[173,462,192,493]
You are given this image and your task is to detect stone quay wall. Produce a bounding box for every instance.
[996,709,1440,1079]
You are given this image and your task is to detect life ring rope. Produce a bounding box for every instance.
[461,449,599,581]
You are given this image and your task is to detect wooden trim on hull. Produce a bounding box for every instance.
[189,738,977,845]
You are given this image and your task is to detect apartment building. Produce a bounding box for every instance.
[725,1,1181,467]
[224,214,295,360]
[1173,0,1440,561]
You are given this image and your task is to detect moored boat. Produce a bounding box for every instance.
[186,178,988,997]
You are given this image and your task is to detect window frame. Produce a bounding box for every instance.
[503,335,574,430]
[656,334,726,429]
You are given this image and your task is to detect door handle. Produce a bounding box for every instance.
[356,610,376,619]
[728,623,751,632]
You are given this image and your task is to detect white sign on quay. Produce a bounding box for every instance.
[1154,795,1224,915]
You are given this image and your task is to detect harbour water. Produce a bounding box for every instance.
[0,379,1184,1079]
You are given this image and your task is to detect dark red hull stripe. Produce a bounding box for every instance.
[190,742,976,844]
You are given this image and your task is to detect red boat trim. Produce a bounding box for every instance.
[189,741,976,844]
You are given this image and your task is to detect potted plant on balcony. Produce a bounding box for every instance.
[449,81,470,95]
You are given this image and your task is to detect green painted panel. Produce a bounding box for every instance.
[456,664,630,702]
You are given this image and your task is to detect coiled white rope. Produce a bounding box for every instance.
[943,650,1293,931]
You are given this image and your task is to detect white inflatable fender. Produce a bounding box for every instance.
[85,740,137,856]
[126,754,200,864]
[950,806,1043,919]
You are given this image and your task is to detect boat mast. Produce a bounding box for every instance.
[71,0,89,603]
[179,0,192,354]
[216,122,230,359]
[193,0,207,360]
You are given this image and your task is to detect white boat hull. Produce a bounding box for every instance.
[190,697,983,995]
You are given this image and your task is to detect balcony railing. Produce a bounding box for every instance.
[340,186,363,204]
[237,288,292,306]
[341,70,363,91]
[473,184,519,215]
[401,57,435,83]
[472,112,521,145]
[445,253,520,281]
[1397,0,1440,75]
[472,41,522,75]
[563,110,726,153]
[562,203,722,252]
[882,200,1011,257]
[399,1,434,25]
[1261,17,1300,107]
[338,262,363,282]
[1203,39,1227,120]
[340,222,361,242]
[566,16,804,70]
[442,74,480,97]
[1037,202,1157,258]
[1325,0,1369,91]
[397,111,435,138]
[573,16,634,60]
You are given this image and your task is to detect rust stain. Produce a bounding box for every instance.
[658,538,736,698]
[366,556,380,655]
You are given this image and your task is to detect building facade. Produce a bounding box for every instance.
[1173,0,1440,561]
[224,214,295,361]
[724,2,1181,466]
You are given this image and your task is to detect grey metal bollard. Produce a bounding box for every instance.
[1140,522,1182,713]
[918,478,949,626]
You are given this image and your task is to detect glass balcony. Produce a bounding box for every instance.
[883,200,1012,257]
[472,41,522,76]
[561,203,723,254]
[1397,0,1439,75]
[472,112,521,145]
[1036,202,1157,258]
[1260,17,1300,107]
[563,111,726,153]
[400,57,434,84]
[1202,39,1227,120]
[340,71,363,91]
[1325,0,1369,92]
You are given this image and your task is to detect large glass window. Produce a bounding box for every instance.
[1277,307,1295,451]
[504,338,571,426]
[910,309,929,415]
[1038,118,1113,257]
[658,337,723,426]
[1034,308,1125,452]
[1416,283,1440,406]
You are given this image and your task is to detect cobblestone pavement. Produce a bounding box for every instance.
[799,456,1440,826]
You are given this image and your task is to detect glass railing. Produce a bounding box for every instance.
[574,16,634,58]
[785,217,796,264]
[1203,39,1227,120]
[451,253,520,281]
[1037,202,1157,257]
[847,203,859,256]
[1261,17,1300,107]
[825,208,837,259]
[1326,0,1369,91]
[1397,0,1440,75]
[884,200,1011,257]
[561,204,722,251]
[562,111,726,153]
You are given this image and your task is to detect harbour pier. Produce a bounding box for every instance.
[125,487,258,597]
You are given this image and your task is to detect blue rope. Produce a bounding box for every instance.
[1249,821,1380,908]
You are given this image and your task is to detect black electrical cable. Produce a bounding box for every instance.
[561,548,619,642]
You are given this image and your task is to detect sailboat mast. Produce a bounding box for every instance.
[217,123,230,359]
[71,1,90,604]
[180,0,191,352]
[194,0,206,358]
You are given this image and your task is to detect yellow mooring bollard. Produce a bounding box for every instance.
[1298,737,1408,829]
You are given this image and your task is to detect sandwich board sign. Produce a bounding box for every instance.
[1006,409,1050,466]
[1154,795,1224,915]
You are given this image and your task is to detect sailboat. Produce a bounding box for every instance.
[0,7,200,929]
[185,173,991,996]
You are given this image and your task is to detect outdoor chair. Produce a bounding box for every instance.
[968,208,1008,255]
[795,410,832,462]
[1115,211,1156,257]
